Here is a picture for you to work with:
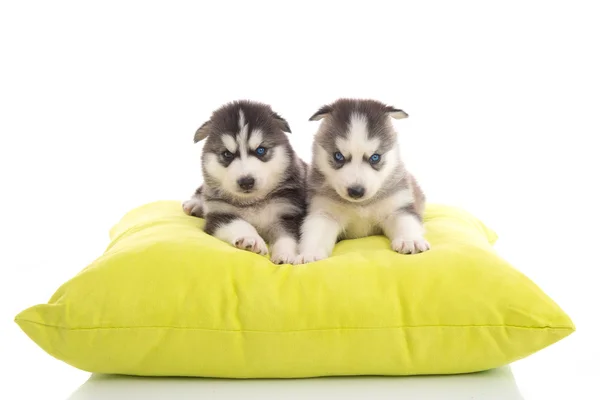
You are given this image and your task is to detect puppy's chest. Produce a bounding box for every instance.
[336,194,410,239]
[341,206,387,239]
[204,199,298,232]
[237,205,281,231]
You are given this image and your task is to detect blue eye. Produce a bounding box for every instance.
[334,152,345,162]
[369,154,381,164]
[222,150,234,159]
[256,146,266,156]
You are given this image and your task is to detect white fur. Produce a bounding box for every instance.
[296,212,341,264]
[206,198,302,263]
[203,145,290,201]
[237,110,248,156]
[296,188,428,263]
[205,198,300,263]
[204,198,301,235]
[221,135,237,153]
[315,114,399,203]
[382,213,429,254]
[297,109,430,263]
[203,109,290,201]
[270,236,298,265]
[206,197,301,262]
[248,129,263,150]
[182,197,203,216]
[200,110,298,263]
[310,190,413,238]
[213,219,268,255]
[204,109,289,201]
[335,114,379,156]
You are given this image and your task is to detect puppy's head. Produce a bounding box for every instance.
[310,98,408,203]
[194,100,292,202]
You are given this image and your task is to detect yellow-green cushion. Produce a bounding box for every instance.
[15,201,574,378]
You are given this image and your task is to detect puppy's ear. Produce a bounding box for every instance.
[193,121,212,143]
[386,106,409,120]
[309,104,333,121]
[272,112,292,133]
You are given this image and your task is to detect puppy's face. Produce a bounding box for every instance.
[195,101,292,201]
[310,99,408,203]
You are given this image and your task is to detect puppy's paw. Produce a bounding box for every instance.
[270,237,298,265]
[391,237,430,255]
[294,249,330,264]
[182,198,203,217]
[271,250,296,265]
[234,236,268,256]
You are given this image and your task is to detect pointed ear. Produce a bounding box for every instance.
[386,106,409,120]
[193,121,212,143]
[272,112,291,133]
[309,105,333,121]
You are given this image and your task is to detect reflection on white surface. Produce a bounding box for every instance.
[68,367,523,400]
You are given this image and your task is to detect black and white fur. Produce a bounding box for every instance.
[296,98,429,264]
[183,100,307,265]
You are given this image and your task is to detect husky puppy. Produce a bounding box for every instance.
[296,98,429,264]
[182,100,307,265]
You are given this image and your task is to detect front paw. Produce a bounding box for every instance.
[294,249,330,264]
[271,250,296,265]
[391,237,430,254]
[234,236,268,255]
[182,198,203,217]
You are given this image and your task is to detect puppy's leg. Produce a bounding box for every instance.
[382,205,430,255]
[182,186,204,217]
[270,236,298,265]
[205,213,268,255]
[266,216,302,265]
[295,213,342,264]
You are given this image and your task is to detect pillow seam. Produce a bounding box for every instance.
[15,318,574,332]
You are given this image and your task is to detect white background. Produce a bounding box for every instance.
[1,1,599,399]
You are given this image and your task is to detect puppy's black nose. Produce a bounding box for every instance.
[237,176,255,190]
[347,185,365,199]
